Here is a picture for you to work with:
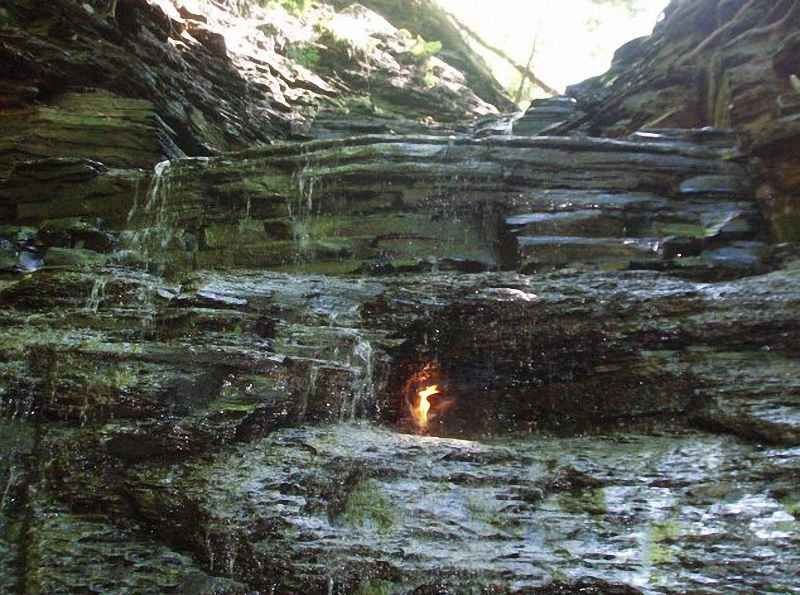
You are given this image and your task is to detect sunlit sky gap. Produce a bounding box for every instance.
[437,0,668,97]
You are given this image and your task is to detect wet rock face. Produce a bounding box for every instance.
[149,425,797,593]
[368,268,800,440]
[512,97,584,136]
[565,0,800,241]
[1,261,800,591]
[0,0,506,171]
[1,1,799,592]
[327,0,515,114]
[3,266,799,441]
[0,131,768,281]
[0,1,782,282]
[0,91,181,175]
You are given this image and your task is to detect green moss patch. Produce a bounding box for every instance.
[355,580,397,595]
[646,520,682,566]
[557,488,607,516]
[342,479,396,533]
[286,44,321,69]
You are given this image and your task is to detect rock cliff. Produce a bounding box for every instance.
[0,0,799,593]
[0,0,510,172]
[565,0,800,241]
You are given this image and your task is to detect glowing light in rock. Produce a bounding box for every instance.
[411,384,440,430]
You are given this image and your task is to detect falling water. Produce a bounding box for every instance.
[290,163,316,263]
[124,160,176,271]
[339,333,375,421]
[136,278,157,334]
[128,160,171,225]
[297,365,319,422]
[84,277,108,314]
[146,160,172,215]
[0,466,18,513]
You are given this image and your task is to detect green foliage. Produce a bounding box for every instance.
[409,35,442,60]
[422,64,438,88]
[341,479,396,533]
[285,43,320,68]
[283,0,312,14]
[0,7,14,26]
[261,0,312,14]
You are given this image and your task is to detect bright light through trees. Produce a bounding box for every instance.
[437,0,667,100]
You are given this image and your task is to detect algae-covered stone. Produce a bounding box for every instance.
[341,479,397,533]
[23,497,249,594]
[37,218,116,252]
[44,247,109,269]
[2,161,146,226]
[0,91,173,173]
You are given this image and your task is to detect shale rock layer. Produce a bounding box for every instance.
[0,0,799,593]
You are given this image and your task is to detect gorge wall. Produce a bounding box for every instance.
[0,0,799,593]
[566,0,800,241]
[0,0,509,171]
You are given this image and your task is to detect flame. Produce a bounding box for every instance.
[412,384,440,430]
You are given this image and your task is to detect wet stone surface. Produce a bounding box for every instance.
[117,422,800,593]
[1,129,766,280]
[0,0,799,591]
[0,261,798,592]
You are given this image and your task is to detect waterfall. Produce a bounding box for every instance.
[123,160,176,271]
[84,277,108,314]
[297,364,319,422]
[331,331,377,422]
[0,465,19,512]
[290,162,317,263]
[128,160,171,226]
[147,160,175,243]
[135,277,158,335]
[348,336,374,420]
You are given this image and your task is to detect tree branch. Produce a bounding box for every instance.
[443,11,560,97]
[515,35,538,104]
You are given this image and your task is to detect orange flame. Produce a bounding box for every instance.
[412,384,440,430]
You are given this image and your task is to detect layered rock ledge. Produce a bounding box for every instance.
[1,0,799,592]
[1,260,799,592]
[1,132,766,280]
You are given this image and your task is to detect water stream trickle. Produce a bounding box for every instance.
[290,162,317,264]
[128,160,170,225]
[84,277,108,314]
[344,335,374,421]
[0,466,19,512]
[136,278,158,334]
[298,365,319,423]
[124,160,177,271]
